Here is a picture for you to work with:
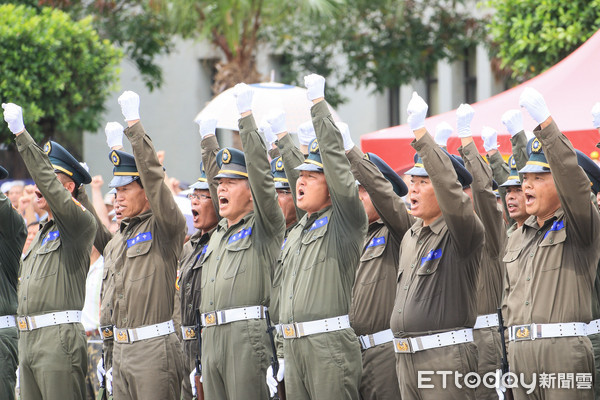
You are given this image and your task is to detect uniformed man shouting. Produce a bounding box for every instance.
[3,102,97,400]
[198,83,285,400]
[502,88,600,400]
[269,74,368,400]
[0,165,27,400]
[390,93,483,400]
[105,91,186,400]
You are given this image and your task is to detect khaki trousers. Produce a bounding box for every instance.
[0,327,18,400]
[359,341,401,400]
[473,327,502,400]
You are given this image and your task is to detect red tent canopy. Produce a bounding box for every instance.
[361,30,600,174]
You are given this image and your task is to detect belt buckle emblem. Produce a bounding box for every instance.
[102,326,114,340]
[17,317,29,331]
[184,327,197,340]
[283,324,297,338]
[394,338,411,353]
[116,329,130,343]
[204,312,217,327]
[515,325,531,341]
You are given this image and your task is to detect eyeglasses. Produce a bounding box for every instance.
[187,193,211,200]
[276,190,292,196]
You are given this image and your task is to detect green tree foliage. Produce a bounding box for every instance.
[0,4,122,151]
[159,0,344,94]
[271,0,483,107]
[485,0,600,81]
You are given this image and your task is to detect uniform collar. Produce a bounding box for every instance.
[120,209,153,233]
[217,210,254,232]
[523,207,564,231]
[190,225,217,246]
[410,215,445,236]
[368,218,385,234]
[299,205,332,229]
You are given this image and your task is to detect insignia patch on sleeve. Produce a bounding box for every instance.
[71,197,87,211]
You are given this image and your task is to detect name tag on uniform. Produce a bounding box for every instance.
[543,220,564,239]
[366,236,385,249]
[309,216,328,231]
[420,248,442,265]
[42,230,60,246]
[228,227,252,244]
[127,232,152,248]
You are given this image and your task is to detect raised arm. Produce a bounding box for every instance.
[0,192,27,266]
[346,145,414,242]
[197,118,222,219]
[520,88,600,246]
[118,91,186,241]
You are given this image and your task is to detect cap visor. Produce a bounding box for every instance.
[518,165,550,174]
[405,166,428,176]
[499,179,521,188]
[189,181,210,190]
[294,163,323,172]
[109,175,138,188]
[274,181,290,189]
[214,172,247,179]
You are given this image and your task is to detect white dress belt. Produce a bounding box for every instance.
[473,313,499,329]
[393,328,474,353]
[359,329,394,350]
[114,320,175,344]
[17,310,81,332]
[508,322,588,341]
[201,306,266,327]
[587,319,600,336]
[0,315,16,329]
[281,315,350,339]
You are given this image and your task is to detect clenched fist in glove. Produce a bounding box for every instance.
[481,126,498,153]
[259,119,277,147]
[304,74,325,101]
[434,122,453,147]
[501,110,523,137]
[118,91,140,121]
[266,109,287,135]
[233,83,254,115]
[105,122,124,149]
[406,92,428,131]
[456,104,475,138]
[194,117,218,140]
[266,359,285,397]
[297,120,316,146]
[519,87,550,125]
[2,103,25,134]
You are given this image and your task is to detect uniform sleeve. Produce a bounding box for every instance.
[487,151,513,227]
[238,115,285,247]
[201,135,221,219]
[0,193,27,270]
[276,133,306,221]
[15,129,96,242]
[511,130,528,183]
[124,122,186,242]
[78,190,113,253]
[535,120,600,247]
[461,142,505,258]
[413,132,484,257]
[311,101,367,235]
[346,145,414,243]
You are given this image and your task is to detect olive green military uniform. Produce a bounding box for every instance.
[278,101,368,400]
[460,142,505,400]
[347,145,413,400]
[108,122,186,400]
[502,121,600,400]
[390,132,484,400]
[178,228,213,400]
[16,130,97,400]
[199,115,285,400]
[0,192,26,400]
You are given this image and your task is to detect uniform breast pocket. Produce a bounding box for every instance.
[126,241,155,281]
[35,238,61,279]
[359,244,386,284]
[539,227,566,271]
[416,248,443,276]
[223,239,251,279]
[502,247,522,287]
[200,249,213,288]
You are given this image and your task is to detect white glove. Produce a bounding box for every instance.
[266,359,285,397]
[434,122,453,147]
[501,109,523,137]
[304,74,325,101]
[189,369,203,396]
[2,103,25,134]
[266,109,287,135]
[105,122,124,148]
[297,120,316,146]
[592,102,600,129]
[406,92,428,131]
[117,91,141,121]
[106,367,113,395]
[233,83,254,114]
[194,117,218,139]
[96,358,105,385]
[259,119,277,147]
[336,122,354,151]
[481,126,499,153]
[519,87,550,124]
[456,103,475,138]
[495,369,506,400]
[15,367,19,391]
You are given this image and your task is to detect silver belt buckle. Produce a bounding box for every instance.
[282,323,299,338]
[513,324,534,341]
[203,312,217,327]
[394,338,412,353]
[114,328,131,344]
[182,326,198,341]
[100,325,114,340]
